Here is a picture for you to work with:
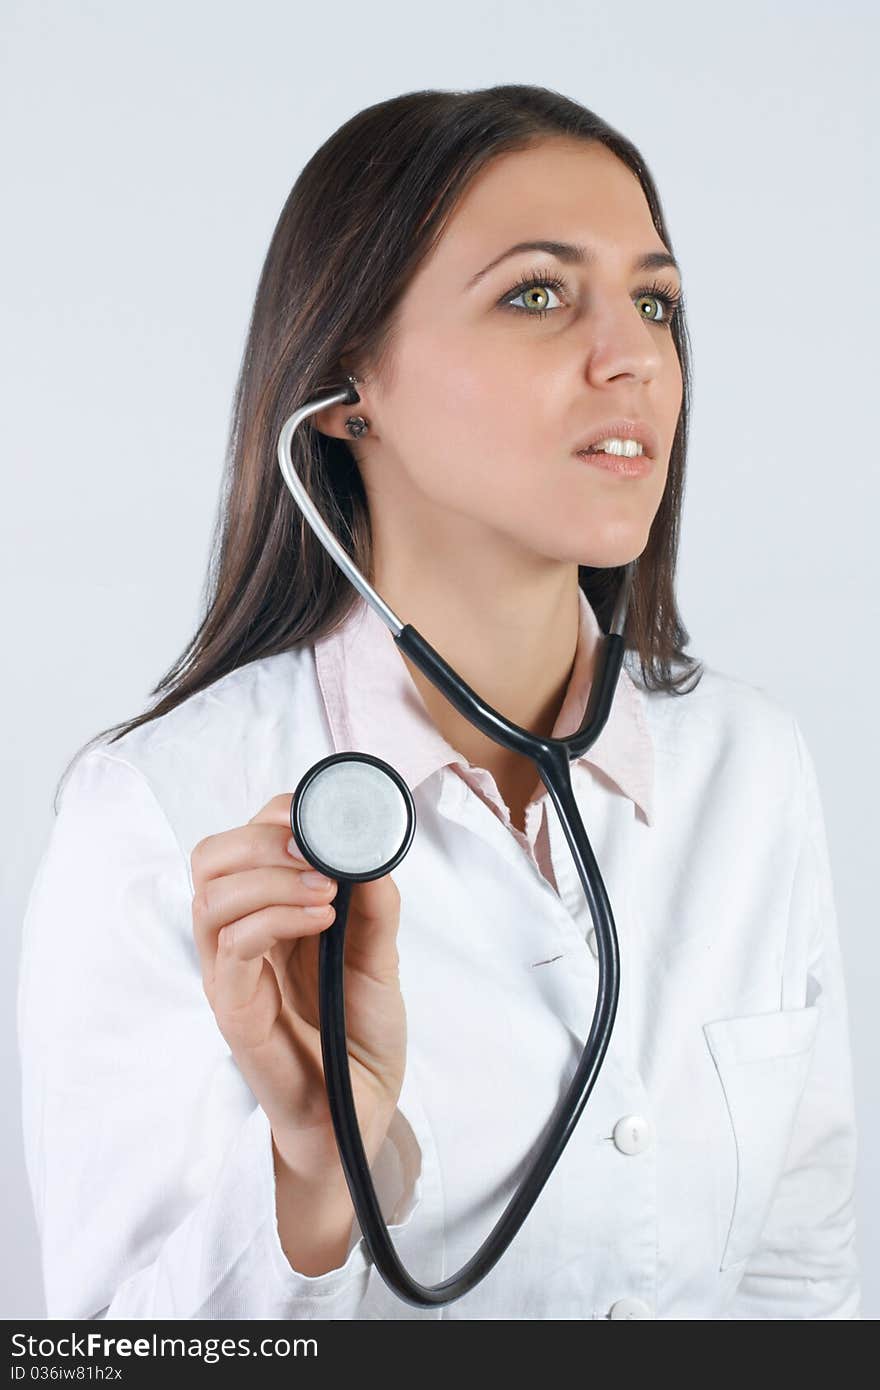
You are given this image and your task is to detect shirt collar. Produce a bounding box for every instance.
[313,586,654,826]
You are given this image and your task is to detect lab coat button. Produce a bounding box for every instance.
[612,1114,654,1154]
[609,1297,654,1319]
[587,928,599,957]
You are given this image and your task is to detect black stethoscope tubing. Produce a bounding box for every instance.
[277,378,632,1308]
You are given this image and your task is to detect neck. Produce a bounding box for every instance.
[370,547,596,817]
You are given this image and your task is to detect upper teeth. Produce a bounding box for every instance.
[587,437,645,456]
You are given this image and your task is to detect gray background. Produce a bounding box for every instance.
[2,0,876,1320]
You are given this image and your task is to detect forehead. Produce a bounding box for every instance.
[424,138,661,281]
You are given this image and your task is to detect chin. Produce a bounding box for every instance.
[546,524,651,570]
[583,541,647,568]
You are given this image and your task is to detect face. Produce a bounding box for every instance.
[328,137,684,572]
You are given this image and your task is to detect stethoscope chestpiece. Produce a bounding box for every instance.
[290,751,416,883]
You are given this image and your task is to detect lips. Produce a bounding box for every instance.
[572,418,659,460]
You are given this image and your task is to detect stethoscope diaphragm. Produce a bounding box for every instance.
[290,751,416,882]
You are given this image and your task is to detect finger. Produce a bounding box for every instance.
[192,816,311,888]
[192,865,337,974]
[212,902,335,1014]
[204,864,337,926]
[248,795,315,868]
[194,794,295,885]
[248,793,295,827]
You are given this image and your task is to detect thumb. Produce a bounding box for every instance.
[348,870,401,925]
[344,873,403,979]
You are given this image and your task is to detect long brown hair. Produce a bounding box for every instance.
[55,83,702,813]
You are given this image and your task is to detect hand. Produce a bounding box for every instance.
[191,793,407,1179]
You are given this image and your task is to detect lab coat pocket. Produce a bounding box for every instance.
[702,1005,820,1272]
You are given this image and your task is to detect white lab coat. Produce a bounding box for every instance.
[17,641,861,1319]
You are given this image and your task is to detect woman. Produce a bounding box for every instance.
[18,84,861,1320]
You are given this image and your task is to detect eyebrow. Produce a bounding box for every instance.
[465,239,682,289]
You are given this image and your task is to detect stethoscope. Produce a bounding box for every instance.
[276,375,633,1309]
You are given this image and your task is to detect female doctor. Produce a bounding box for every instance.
[19,84,861,1320]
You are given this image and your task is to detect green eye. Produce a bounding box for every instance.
[635,291,678,325]
[506,280,565,316]
[499,267,683,328]
[500,271,568,320]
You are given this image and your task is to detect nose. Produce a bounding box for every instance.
[578,291,667,385]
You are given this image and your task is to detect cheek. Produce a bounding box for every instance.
[387,334,540,498]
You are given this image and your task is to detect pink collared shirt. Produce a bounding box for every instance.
[314,585,655,894]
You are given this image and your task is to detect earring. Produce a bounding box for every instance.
[343,372,369,437]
